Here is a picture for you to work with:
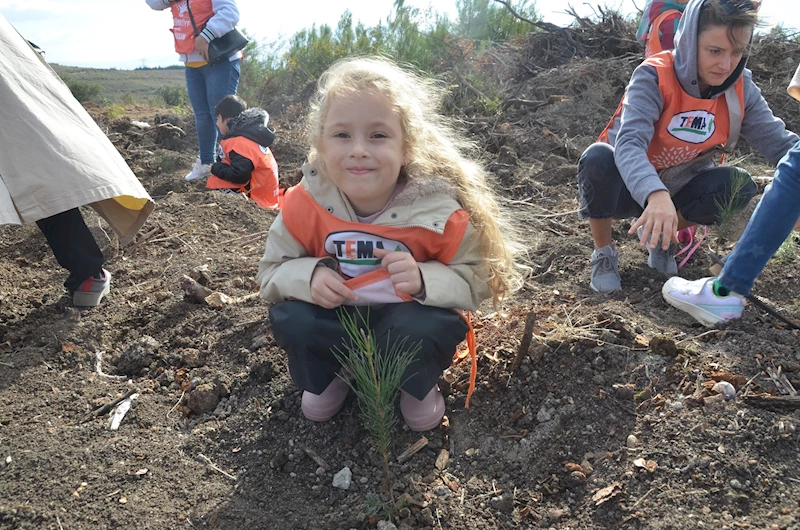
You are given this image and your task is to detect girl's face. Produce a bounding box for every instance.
[696,24,751,92]
[318,89,407,216]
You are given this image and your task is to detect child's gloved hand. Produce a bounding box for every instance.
[310,266,357,309]
[373,248,424,297]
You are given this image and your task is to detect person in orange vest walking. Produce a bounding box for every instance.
[257,57,522,431]
[578,0,797,293]
[207,95,280,209]
[146,0,243,182]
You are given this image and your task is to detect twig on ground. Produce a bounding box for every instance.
[166,390,186,421]
[676,330,720,345]
[511,311,536,373]
[300,444,329,470]
[197,453,237,481]
[56,515,64,530]
[397,437,429,464]
[95,351,127,381]
[80,388,138,423]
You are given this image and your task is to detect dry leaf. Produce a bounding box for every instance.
[593,482,623,505]
[435,449,450,471]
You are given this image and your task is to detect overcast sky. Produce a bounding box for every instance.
[1,0,797,69]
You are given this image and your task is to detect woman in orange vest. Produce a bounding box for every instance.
[146,0,242,182]
[578,0,797,293]
[257,58,522,431]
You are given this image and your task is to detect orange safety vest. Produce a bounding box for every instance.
[281,184,469,304]
[598,51,745,170]
[644,9,683,58]
[170,0,213,55]
[206,136,281,209]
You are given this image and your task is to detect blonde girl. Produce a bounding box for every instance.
[257,56,521,431]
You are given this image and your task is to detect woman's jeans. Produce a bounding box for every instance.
[578,142,756,226]
[185,59,241,165]
[719,140,800,295]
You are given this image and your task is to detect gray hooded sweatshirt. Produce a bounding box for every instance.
[605,0,799,208]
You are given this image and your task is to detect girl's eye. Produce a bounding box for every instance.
[333,132,349,139]
[372,132,388,139]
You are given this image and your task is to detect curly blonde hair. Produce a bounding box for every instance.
[306,56,523,305]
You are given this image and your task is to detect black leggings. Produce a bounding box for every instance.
[577,142,757,225]
[269,301,469,400]
[36,208,104,292]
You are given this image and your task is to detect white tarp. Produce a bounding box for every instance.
[0,14,154,245]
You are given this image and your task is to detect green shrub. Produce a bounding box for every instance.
[155,85,189,107]
[64,76,103,103]
[119,92,138,106]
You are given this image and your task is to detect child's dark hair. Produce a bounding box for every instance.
[215,95,247,119]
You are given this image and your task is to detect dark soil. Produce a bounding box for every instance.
[1,26,799,530]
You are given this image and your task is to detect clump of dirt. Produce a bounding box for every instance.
[2,15,800,530]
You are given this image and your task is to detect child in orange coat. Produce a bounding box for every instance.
[207,95,280,209]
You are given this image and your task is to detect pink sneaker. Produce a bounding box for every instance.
[301,376,350,422]
[400,386,445,432]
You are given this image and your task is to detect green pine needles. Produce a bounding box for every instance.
[332,307,420,507]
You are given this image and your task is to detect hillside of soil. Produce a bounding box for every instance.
[1,16,800,530]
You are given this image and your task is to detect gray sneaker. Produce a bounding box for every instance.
[636,226,678,275]
[590,246,621,292]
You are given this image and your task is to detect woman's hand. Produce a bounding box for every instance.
[628,190,680,250]
[310,266,357,309]
[195,36,210,61]
[373,248,424,296]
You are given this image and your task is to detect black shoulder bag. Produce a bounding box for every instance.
[185,0,248,65]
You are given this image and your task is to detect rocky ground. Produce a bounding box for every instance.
[1,20,800,530]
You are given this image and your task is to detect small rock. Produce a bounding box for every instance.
[187,383,221,414]
[565,470,587,488]
[377,521,398,530]
[270,451,289,470]
[181,348,205,368]
[626,434,639,449]
[537,405,554,423]
[712,381,736,401]
[115,335,160,375]
[730,479,746,491]
[490,492,514,513]
[333,467,352,490]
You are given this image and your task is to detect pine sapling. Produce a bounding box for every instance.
[332,308,420,507]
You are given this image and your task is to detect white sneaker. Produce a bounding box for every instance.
[662,276,746,327]
[184,158,211,182]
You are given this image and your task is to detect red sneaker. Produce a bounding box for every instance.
[73,269,111,307]
[301,376,350,422]
[400,386,445,432]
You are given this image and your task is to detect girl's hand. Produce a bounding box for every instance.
[373,248,424,296]
[628,190,680,250]
[310,266,358,309]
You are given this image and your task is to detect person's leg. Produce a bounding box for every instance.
[578,142,643,292]
[671,165,757,227]
[371,303,469,431]
[719,143,800,295]
[36,208,104,292]
[662,165,760,326]
[269,300,355,394]
[185,66,216,166]
[203,59,241,155]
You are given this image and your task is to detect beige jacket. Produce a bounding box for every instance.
[789,63,800,102]
[257,163,490,310]
[0,15,153,245]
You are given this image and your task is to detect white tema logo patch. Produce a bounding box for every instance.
[324,231,410,278]
[667,110,716,144]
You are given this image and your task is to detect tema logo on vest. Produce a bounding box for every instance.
[667,110,716,144]
[325,231,410,278]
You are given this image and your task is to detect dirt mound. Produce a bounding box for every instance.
[2,17,800,530]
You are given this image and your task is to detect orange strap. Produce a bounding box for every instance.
[453,311,477,409]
